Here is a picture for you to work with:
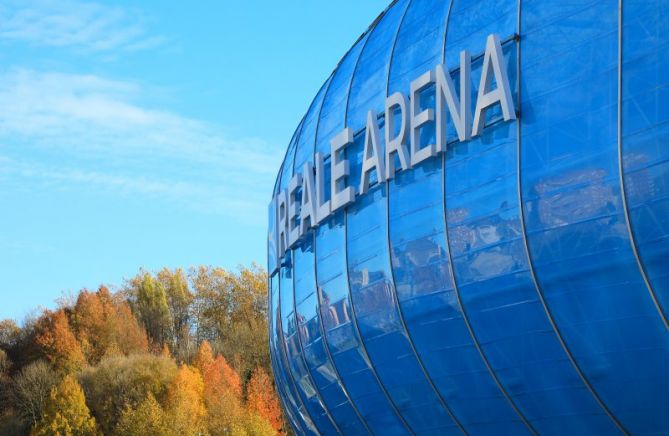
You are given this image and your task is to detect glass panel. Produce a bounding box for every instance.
[316,213,408,435]
[294,236,368,435]
[294,77,332,174]
[520,1,669,433]
[270,275,317,434]
[621,0,669,320]
[413,0,624,433]
[280,265,339,434]
[279,120,305,193]
[346,0,410,131]
[316,35,370,156]
[343,1,462,432]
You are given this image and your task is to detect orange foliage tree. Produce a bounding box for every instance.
[71,286,148,364]
[246,366,283,432]
[194,341,244,433]
[35,310,86,374]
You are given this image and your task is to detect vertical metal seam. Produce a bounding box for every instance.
[514,0,631,433]
[277,268,320,434]
[270,275,307,435]
[273,160,285,197]
[440,1,537,433]
[383,0,467,432]
[310,44,374,435]
[341,4,415,432]
[269,268,304,435]
[289,118,307,181]
[309,72,372,435]
[288,77,347,434]
[441,139,538,436]
[312,237,373,435]
[291,249,343,435]
[272,335,305,435]
[344,7,384,126]
[312,74,336,169]
[279,113,312,431]
[293,81,330,174]
[616,0,669,330]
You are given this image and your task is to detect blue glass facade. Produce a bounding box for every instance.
[268,0,669,434]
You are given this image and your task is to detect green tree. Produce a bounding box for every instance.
[127,272,171,348]
[157,268,193,360]
[32,375,98,436]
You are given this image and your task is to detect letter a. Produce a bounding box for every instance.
[472,34,516,137]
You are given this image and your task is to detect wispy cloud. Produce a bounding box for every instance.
[0,0,167,53]
[0,69,284,224]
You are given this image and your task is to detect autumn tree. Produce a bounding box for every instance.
[246,366,282,432]
[0,350,12,414]
[12,360,57,428]
[1,316,45,375]
[158,268,193,360]
[79,354,177,434]
[33,375,98,436]
[35,310,85,374]
[126,272,172,348]
[165,365,207,436]
[71,286,148,364]
[0,264,286,434]
[0,349,9,375]
[194,341,247,434]
[0,319,21,349]
[116,393,171,436]
[190,264,269,377]
[193,340,215,374]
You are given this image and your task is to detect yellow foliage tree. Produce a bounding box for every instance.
[32,375,98,436]
[116,393,172,436]
[165,365,208,436]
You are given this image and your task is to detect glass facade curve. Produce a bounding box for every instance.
[268,0,669,434]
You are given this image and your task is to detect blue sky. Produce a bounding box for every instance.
[0,0,389,321]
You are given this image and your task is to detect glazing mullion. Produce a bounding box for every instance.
[514,0,628,433]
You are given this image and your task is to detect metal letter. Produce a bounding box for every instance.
[330,127,356,212]
[385,92,411,179]
[276,189,288,259]
[300,162,317,234]
[436,50,471,151]
[268,197,280,273]
[287,173,302,248]
[315,152,331,224]
[359,110,386,195]
[410,70,437,166]
[472,34,516,137]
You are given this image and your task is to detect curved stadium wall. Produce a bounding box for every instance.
[267,0,669,434]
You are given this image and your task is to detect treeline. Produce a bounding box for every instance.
[0,265,286,435]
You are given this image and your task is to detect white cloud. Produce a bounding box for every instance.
[0,0,167,53]
[0,69,285,224]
